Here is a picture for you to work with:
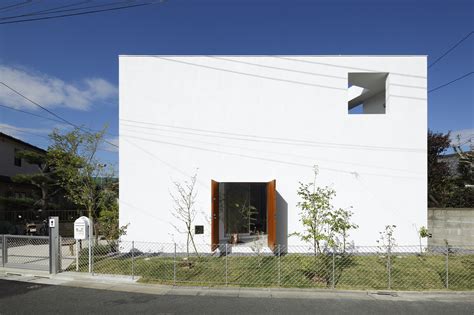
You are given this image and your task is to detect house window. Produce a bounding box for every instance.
[348,73,388,114]
[14,149,22,167]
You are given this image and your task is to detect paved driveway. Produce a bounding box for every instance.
[3,242,75,271]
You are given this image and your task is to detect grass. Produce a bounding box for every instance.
[69,251,474,290]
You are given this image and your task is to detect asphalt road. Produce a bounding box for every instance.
[0,279,473,314]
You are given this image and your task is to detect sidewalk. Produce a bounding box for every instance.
[1,267,473,302]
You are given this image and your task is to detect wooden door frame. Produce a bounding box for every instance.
[211,180,219,251]
[267,179,277,249]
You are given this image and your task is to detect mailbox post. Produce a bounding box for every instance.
[74,216,90,272]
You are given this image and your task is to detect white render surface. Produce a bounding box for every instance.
[119,56,427,246]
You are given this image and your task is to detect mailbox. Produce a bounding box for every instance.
[74,216,90,240]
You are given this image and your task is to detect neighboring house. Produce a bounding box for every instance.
[119,56,427,248]
[0,132,46,225]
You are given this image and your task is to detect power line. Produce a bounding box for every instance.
[0,0,92,20]
[0,124,118,153]
[0,125,50,140]
[275,56,427,80]
[122,138,209,189]
[428,71,474,93]
[0,0,149,21]
[429,31,474,69]
[121,133,424,180]
[2,100,418,178]
[0,103,120,152]
[0,82,81,127]
[121,126,425,175]
[121,119,424,153]
[0,1,33,13]
[154,57,346,91]
[0,81,118,148]
[208,56,346,81]
[0,99,424,175]
[0,103,65,124]
[0,0,162,25]
[157,56,471,96]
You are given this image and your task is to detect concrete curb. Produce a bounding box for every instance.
[1,267,473,301]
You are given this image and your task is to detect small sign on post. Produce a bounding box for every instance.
[74,216,90,271]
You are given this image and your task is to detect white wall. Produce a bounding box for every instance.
[363,91,386,114]
[119,56,427,247]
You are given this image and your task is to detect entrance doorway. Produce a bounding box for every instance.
[211,180,276,250]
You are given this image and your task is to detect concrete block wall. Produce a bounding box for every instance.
[428,208,474,246]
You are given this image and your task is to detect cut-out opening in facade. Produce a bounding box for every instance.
[348,72,388,114]
[211,180,276,250]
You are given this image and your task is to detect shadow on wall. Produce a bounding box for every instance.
[276,191,288,252]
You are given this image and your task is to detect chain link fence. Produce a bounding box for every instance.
[59,240,474,290]
[1,235,50,271]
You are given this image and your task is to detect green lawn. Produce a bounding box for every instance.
[70,251,474,290]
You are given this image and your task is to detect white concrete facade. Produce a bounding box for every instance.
[119,56,427,246]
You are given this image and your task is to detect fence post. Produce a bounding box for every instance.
[58,236,62,272]
[131,241,135,280]
[173,243,177,286]
[91,237,94,276]
[2,235,6,266]
[445,244,449,289]
[278,244,281,287]
[331,248,335,289]
[88,218,92,274]
[225,243,228,286]
[387,243,392,290]
[76,239,79,272]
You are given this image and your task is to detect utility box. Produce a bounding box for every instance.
[74,216,90,240]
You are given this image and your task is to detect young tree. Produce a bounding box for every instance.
[417,225,429,254]
[291,167,332,255]
[292,167,359,287]
[292,166,358,255]
[327,207,358,253]
[48,127,113,225]
[96,180,128,251]
[170,173,200,259]
[376,225,397,254]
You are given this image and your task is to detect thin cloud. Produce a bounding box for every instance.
[0,65,117,111]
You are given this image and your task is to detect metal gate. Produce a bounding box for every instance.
[1,235,50,271]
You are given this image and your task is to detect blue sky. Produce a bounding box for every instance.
[0,0,472,169]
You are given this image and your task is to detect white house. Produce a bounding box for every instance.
[119,56,427,249]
